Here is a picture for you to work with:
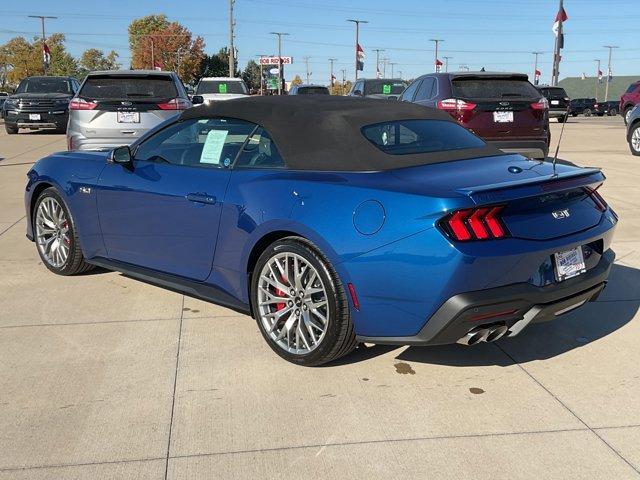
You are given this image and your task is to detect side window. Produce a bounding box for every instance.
[414,77,435,101]
[400,80,421,102]
[234,127,285,169]
[352,81,363,95]
[135,118,256,169]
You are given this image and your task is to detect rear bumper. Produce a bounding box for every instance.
[487,139,549,159]
[356,249,614,346]
[548,108,569,118]
[4,111,68,130]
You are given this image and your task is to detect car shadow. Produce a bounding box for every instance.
[333,263,639,368]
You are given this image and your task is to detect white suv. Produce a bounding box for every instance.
[195,77,249,102]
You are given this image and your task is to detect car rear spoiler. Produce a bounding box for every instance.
[457,168,605,205]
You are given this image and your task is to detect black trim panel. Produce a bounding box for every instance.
[87,257,250,315]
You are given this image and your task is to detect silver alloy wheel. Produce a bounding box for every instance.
[626,109,632,124]
[257,252,329,354]
[35,197,71,268]
[632,128,640,153]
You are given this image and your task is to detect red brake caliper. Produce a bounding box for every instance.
[62,221,70,245]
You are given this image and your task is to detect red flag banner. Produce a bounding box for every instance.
[356,43,365,71]
[552,6,568,37]
[435,59,443,67]
[42,42,51,68]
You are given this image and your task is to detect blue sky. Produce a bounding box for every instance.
[1,0,639,85]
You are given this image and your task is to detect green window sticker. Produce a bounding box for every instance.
[200,130,228,165]
[218,83,228,94]
[382,84,391,94]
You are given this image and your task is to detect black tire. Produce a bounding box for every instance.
[251,237,356,366]
[557,116,565,123]
[609,109,617,117]
[584,109,592,117]
[629,124,640,157]
[572,113,578,117]
[4,123,18,134]
[33,187,94,276]
[54,125,67,134]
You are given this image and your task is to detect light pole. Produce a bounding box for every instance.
[228,0,235,77]
[372,48,384,78]
[603,45,618,102]
[340,68,346,91]
[389,62,397,78]
[270,32,289,95]
[347,19,368,80]
[381,57,390,78]
[304,56,311,84]
[329,58,337,93]
[594,59,601,101]
[443,56,452,73]
[532,51,543,85]
[29,15,57,75]
[430,38,443,73]
[256,54,269,95]
[398,70,403,80]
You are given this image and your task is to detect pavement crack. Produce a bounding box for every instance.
[496,344,640,476]
[164,295,185,480]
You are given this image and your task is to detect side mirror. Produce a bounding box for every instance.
[353,90,363,96]
[110,145,132,166]
[192,95,204,105]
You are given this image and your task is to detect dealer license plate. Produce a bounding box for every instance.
[493,111,513,123]
[554,246,586,281]
[551,100,559,105]
[29,113,41,121]
[117,111,140,123]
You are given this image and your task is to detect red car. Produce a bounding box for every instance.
[621,81,640,125]
[400,72,550,159]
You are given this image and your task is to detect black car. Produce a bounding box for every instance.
[2,76,80,134]
[569,98,597,117]
[288,84,330,95]
[593,100,619,117]
[347,78,407,100]
[536,86,570,122]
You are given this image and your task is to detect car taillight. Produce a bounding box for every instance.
[584,186,608,212]
[440,205,509,242]
[437,98,477,112]
[69,98,97,110]
[157,98,191,110]
[531,98,549,110]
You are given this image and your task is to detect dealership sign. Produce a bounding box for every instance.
[259,56,293,65]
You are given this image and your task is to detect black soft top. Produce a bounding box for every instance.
[180,95,503,171]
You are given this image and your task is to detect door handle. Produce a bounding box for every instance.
[186,193,217,205]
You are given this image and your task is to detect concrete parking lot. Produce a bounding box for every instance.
[0,116,639,479]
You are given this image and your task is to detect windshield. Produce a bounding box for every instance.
[80,75,177,100]
[364,80,406,96]
[362,119,486,155]
[16,77,73,94]
[297,86,330,95]
[196,80,248,95]
[452,78,539,99]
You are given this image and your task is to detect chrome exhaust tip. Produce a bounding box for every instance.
[457,327,490,346]
[485,324,509,342]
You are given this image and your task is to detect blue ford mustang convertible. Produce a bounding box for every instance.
[25,96,617,365]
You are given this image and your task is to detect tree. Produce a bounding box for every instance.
[331,80,352,96]
[0,33,77,85]
[200,48,238,79]
[291,75,302,86]
[242,60,261,92]
[79,48,120,74]
[128,14,205,84]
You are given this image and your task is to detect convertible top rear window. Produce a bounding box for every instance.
[362,119,486,155]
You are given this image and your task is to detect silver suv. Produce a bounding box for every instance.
[67,70,191,150]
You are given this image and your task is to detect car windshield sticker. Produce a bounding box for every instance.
[200,129,228,165]
[218,83,228,94]
[382,84,391,94]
